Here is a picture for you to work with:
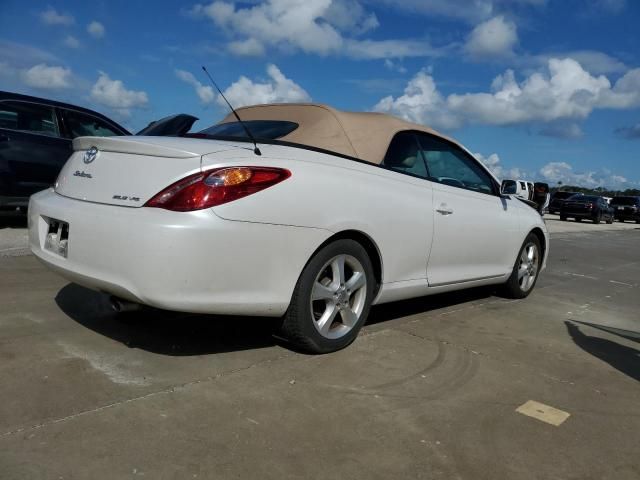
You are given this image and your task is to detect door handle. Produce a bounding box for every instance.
[436,205,454,215]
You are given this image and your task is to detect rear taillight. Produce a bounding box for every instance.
[145,167,291,212]
[587,203,594,209]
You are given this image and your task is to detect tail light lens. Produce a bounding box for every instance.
[145,167,291,212]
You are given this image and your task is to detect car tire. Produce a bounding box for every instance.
[560,215,567,221]
[576,218,582,222]
[280,239,375,354]
[500,233,542,300]
[606,215,614,224]
[619,218,625,223]
[594,213,601,224]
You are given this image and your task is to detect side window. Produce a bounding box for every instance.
[62,109,122,138]
[381,131,429,179]
[416,134,495,195]
[0,101,59,136]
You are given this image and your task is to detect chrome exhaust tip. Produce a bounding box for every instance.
[109,296,142,313]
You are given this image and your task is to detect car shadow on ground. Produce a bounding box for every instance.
[565,320,639,382]
[55,282,498,356]
[55,283,282,356]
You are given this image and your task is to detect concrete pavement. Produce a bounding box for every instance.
[0,219,638,479]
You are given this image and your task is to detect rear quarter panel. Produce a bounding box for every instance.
[203,146,435,284]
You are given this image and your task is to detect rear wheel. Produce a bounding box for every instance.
[593,213,601,224]
[560,215,567,221]
[280,239,374,353]
[606,215,614,224]
[500,233,542,299]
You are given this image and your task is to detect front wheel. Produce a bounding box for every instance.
[280,239,375,353]
[500,233,542,299]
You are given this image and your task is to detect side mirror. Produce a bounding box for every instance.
[501,179,517,195]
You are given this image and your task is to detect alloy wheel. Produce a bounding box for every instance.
[309,254,368,339]
[517,242,539,292]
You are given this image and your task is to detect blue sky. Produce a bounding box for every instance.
[1,0,639,188]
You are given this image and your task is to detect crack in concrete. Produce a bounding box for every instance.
[0,351,293,439]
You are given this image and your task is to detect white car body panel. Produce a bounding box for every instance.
[29,188,330,315]
[29,135,549,317]
[428,183,521,286]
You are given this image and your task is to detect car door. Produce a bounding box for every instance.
[416,133,520,286]
[379,131,434,282]
[0,100,71,200]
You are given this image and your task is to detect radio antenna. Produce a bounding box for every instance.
[201,66,261,156]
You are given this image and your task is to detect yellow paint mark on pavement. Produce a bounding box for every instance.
[516,400,570,426]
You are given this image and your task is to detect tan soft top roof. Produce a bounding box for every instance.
[219,103,455,165]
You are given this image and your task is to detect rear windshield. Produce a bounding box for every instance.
[610,197,638,205]
[199,120,298,139]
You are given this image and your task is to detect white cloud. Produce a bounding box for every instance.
[90,72,148,115]
[532,51,628,75]
[189,0,442,59]
[219,64,311,107]
[40,7,74,26]
[474,152,523,180]
[63,35,81,49]
[375,58,640,131]
[465,15,518,58]
[0,41,58,68]
[323,0,379,34]
[87,21,106,39]
[539,162,630,189]
[175,70,215,103]
[228,38,265,56]
[367,0,546,23]
[373,68,460,129]
[344,39,447,60]
[22,64,72,89]
[384,58,407,73]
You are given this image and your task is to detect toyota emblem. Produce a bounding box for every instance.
[83,146,99,164]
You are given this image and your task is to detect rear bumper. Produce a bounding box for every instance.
[28,189,330,316]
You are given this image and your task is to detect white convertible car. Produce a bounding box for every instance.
[29,103,548,353]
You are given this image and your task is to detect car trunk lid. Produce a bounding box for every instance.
[55,136,243,207]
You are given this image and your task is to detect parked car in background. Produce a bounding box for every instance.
[29,103,549,353]
[548,191,583,214]
[610,196,640,223]
[0,91,197,210]
[0,91,129,210]
[559,195,614,224]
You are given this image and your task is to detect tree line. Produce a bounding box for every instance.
[550,184,640,197]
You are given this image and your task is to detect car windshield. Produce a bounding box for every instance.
[199,120,299,139]
[610,197,637,205]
